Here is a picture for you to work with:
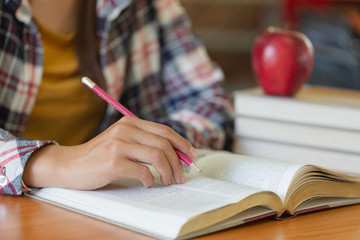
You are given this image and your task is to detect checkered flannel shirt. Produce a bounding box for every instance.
[0,0,234,195]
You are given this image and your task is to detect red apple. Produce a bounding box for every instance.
[252,26,314,96]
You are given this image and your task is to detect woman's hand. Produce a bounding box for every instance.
[22,116,198,190]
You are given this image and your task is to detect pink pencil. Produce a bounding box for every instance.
[82,77,202,173]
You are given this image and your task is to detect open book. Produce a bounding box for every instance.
[25,150,360,239]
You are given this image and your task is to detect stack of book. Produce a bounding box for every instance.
[233,85,360,175]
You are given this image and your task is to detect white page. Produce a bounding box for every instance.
[89,176,263,215]
[193,151,306,201]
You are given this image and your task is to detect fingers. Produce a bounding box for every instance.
[123,142,175,186]
[95,116,197,187]
[120,116,199,160]
[126,128,186,184]
[96,141,155,187]
[102,139,181,187]
[119,160,154,188]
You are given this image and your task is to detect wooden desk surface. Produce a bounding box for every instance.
[2,195,360,240]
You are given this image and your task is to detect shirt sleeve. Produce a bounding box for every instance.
[0,129,54,195]
[154,0,234,149]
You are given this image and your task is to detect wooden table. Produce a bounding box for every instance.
[2,195,360,240]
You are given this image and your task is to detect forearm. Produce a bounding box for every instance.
[155,0,234,148]
[157,92,234,149]
[22,144,80,189]
[21,117,196,191]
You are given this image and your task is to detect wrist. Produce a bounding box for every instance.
[23,144,64,188]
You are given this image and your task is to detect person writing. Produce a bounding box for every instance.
[0,0,234,195]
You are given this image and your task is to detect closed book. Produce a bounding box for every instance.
[234,116,360,154]
[234,85,360,131]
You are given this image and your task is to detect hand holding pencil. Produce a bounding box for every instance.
[22,77,201,191]
[82,77,202,178]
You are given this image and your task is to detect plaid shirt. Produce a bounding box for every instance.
[0,0,234,195]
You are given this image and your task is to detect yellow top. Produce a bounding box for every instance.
[22,19,107,146]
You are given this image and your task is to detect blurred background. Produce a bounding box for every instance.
[180,0,360,93]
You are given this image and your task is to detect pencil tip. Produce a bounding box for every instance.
[189,162,203,173]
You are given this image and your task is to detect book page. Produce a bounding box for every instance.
[91,174,264,216]
[192,150,306,201]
